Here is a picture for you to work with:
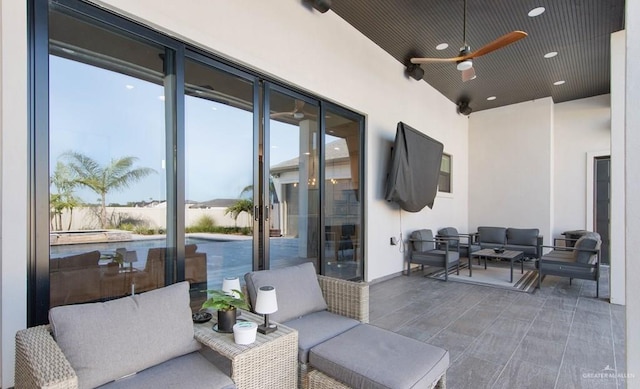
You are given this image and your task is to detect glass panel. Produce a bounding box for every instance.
[438,154,452,193]
[269,92,320,270]
[323,110,363,280]
[48,8,168,308]
[184,59,254,306]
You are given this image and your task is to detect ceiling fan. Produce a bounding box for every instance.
[270,99,307,120]
[410,0,528,82]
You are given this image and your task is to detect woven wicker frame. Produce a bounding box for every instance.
[15,325,78,389]
[307,369,447,389]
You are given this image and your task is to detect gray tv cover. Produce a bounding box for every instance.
[385,122,444,212]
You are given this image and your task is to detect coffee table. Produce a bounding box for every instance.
[193,310,298,389]
[470,249,525,283]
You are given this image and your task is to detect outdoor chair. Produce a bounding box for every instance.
[408,229,460,280]
[537,232,601,297]
[437,227,480,258]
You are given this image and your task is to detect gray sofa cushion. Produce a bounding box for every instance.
[101,351,235,389]
[284,310,360,363]
[49,282,200,389]
[504,244,538,257]
[410,229,435,251]
[477,227,507,245]
[310,324,449,389]
[506,228,539,246]
[244,262,328,323]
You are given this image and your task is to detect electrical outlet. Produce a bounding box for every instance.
[390,237,397,245]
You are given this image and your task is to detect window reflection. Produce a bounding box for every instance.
[48,8,168,307]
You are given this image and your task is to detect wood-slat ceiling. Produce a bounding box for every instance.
[330,0,625,112]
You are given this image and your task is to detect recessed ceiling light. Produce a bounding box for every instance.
[487,96,497,101]
[211,106,217,111]
[528,7,545,17]
[125,85,134,90]
[544,51,558,58]
[436,43,449,50]
[334,147,340,151]
[157,95,165,101]
[553,80,566,86]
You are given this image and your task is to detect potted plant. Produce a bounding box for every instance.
[202,289,249,333]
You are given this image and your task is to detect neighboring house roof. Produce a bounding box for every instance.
[271,138,350,172]
[191,198,240,208]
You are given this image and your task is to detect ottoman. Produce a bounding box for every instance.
[308,324,449,389]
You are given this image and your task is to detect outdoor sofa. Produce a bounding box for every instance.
[244,262,449,389]
[476,226,543,259]
[15,282,234,389]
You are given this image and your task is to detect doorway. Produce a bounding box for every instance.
[594,156,611,264]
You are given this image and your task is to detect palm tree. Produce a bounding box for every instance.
[50,161,81,231]
[61,151,156,228]
[224,199,254,227]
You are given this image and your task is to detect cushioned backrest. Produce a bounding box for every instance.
[477,227,506,245]
[506,228,539,246]
[410,229,434,252]
[49,281,200,389]
[437,227,459,248]
[244,262,328,323]
[573,234,601,264]
[51,250,101,271]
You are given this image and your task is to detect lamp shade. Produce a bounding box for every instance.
[254,286,278,314]
[222,277,241,298]
[124,251,138,263]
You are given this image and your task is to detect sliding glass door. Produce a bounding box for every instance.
[32,0,364,325]
[184,55,257,306]
[267,86,320,271]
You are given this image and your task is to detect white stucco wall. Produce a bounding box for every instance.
[468,98,554,244]
[610,31,626,306]
[625,0,640,379]
[1,0,29,385]
[553,94,611,237]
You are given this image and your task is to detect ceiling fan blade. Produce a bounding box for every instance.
[410,56,465,64]
[461,66,476,82]
[462,31,528,60]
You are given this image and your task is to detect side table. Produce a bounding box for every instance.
[194,310,298,389]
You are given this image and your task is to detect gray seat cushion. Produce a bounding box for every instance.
[504,244,538,257]
[477,227,506,245]
[49,282,200,389]
[310,324,449,389]
[284,310,360,363]
[99,351,235,389]
[411,249,460,266]
[244,262,328,323]
[539,254,597,279]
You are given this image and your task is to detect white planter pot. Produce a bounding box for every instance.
[233,321,258,345]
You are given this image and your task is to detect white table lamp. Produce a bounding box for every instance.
[255,286,278,334]
[222,277,241,298]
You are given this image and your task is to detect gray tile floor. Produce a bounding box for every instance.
[369,267,627,389]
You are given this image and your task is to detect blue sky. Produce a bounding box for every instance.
[50,56,301,204]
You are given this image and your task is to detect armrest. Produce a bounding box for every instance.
[15,325,78,389]
[317,275,369,323]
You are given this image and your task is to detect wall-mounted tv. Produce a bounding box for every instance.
[384,122,444,212]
